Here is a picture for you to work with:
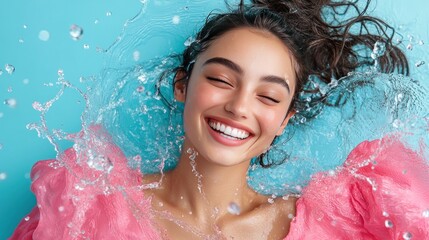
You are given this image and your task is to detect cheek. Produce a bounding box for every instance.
[256,108,286,135]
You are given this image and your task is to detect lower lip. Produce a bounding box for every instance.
[206,120,252,147]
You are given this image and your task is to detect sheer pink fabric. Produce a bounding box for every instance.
[10,136,429,239]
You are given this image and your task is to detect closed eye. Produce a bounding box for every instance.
[207,77,233,87]
[259,95,280,104]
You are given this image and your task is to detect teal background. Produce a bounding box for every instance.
[0,0,428,239]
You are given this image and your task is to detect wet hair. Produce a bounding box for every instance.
[158,0,409,167]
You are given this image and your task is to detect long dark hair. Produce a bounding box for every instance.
[158,0,409,167]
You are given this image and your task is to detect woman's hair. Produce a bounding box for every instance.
[158,0,409,167]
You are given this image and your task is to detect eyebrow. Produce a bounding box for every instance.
[203,57,291,93]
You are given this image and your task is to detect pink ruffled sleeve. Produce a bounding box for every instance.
[10,128,161,240]
[286,137,429,240]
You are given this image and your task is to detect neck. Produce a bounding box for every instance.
[165,140,256,223]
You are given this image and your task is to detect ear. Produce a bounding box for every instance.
[174,70,187,102]
[276,110,295,136]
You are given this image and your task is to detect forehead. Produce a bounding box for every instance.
[197,27,297,87]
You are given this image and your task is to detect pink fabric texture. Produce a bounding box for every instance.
[286,138,429,240]
[10,136,429,239]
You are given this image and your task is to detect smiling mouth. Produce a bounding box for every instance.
[208,119,250,140]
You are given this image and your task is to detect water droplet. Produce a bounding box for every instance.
[5,64,15,74]
[58,206,65,212]
[136,86,145,93]
[23,79,29,84]
[415,61,425,68]
[7,87,12,92]
[172,15,180,25]
[267,198,274,204]
[288,213,294,219]
[69,24,83,40]
[0,112,3,118]
[24,216,30,221]
[0,172,7,180]
[4,98,17,108]
[57,69,64,77]
[418,40,424,45]
[371,41,386,59]
[227,202,241,215]
[32,101,44,111]
[18,39,24,43]
[406,44,413,50]
[23,24,28,29]
[83,44,90,49]
[133,51,140,61]
[137,74,147,83]
[422,209,429,218]
[385,220,393,228]
[106,11,112,17]
[158,202,164,207]
[403,232,412,240]
[0,69,3,75]
[38,30,50,41]
[382,211,389,217]
[94,19,99,24]
[0,143,3,150]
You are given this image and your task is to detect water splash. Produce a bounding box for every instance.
[38,30,50,41]
[227,202,241,215]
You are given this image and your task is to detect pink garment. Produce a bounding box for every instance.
[10,135,429,239]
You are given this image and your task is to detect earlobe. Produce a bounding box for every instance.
[276,110,295,136]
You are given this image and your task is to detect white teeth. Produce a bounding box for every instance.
[208,120,250,140]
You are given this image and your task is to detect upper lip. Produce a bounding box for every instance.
[206,116,255,136]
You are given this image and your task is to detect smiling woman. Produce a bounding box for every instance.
[9,0,429,239]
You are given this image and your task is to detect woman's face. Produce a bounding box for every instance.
[176,27,297,166]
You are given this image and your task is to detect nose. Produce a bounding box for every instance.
[224,91,250,119]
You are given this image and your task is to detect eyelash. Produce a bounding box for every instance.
[207,77,281,104]
[207,77,233,87]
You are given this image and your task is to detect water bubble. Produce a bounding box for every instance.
[24,216,30,221]
[106,11,112,17]
[371,41,386,59]
[406,44,413,50]
[23,25,28,29]
[5,64,15,74]
[7,87,12,92]
[0,143,3,150]
[422,209,429,218]
[83,44,90,49]
[19,39,24,43]
[0,69,3,75]
[133,50,140,61]
[94,19,99,24]
[288,213,294,219]
[227,202,241,215]
[267,198,274,204]
[0,172,7,180]
[69,24,83,40]
[403,232,412,240]
[38,30,50,41]
[382,211,389,217]
[158,202,164,207]
[58,206,65,212]
[4,98,17,108]
[418,40,424,45]
[23,79,29,84]
[385,220,393,228]
[137,74,147,83]
[172,15,180,25]
[415,61,425,68]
